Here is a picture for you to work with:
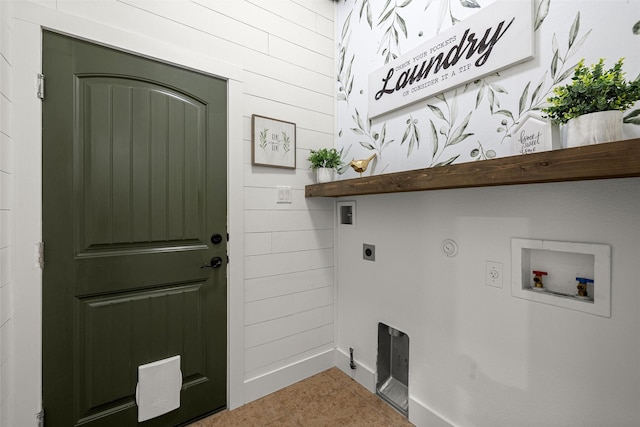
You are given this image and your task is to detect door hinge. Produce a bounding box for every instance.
[36,409,44,427]
[36,242,44,269]
[37,73,45,100]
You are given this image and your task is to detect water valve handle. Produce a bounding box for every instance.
[531,270,547,288]
[575,277,594,298]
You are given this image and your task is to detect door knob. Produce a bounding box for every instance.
[201,256,223,269]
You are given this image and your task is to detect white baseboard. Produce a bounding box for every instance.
[243,348,454,427]
[243,349,335,404]
[334,347,453,427]
[334,347,376,393]
[409,396,454,427]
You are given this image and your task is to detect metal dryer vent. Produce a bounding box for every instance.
[376,322,409,417]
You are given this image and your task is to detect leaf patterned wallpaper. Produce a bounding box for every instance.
[336,0,640,177]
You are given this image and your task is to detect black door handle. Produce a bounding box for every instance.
[201,256,223,269]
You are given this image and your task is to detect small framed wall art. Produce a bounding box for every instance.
[511,112,560,155]
[251,114,296,169]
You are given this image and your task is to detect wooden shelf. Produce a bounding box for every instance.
[305,138,640,198]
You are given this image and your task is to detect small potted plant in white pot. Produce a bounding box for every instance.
[307,148,342,183]
[542,57,640,147]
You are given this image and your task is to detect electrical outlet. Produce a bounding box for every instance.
[486,261,503,288]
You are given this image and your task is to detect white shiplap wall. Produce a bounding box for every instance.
[7,0,336,423]
[244,189,335,380]
[0,0,12,425]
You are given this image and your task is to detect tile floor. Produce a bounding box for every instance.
[188,367,414,426]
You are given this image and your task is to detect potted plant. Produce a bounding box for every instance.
[307,148,342,183]
[542,57,640,147]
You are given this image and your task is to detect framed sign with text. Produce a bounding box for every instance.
[251,114,296,169]
[512,112,560,155]
[368,0,534,118]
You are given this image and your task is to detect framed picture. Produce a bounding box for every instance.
[512,112,560,155]
[251,114,296,169]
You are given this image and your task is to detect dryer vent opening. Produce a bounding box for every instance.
[376,322,409,417]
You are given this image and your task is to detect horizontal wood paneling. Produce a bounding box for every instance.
[0,96,10,138]
[0,173,11,211]
[243,97,333,135]
[193,0,333,57]
[315,14,333,38]
[0,57,11,99]
[58,1,333,95]
[0,316,10,363]
[242,161,317,189]
[245,305,333,348]
[271,230,333,253]
[244,229,333,256]
[0,282,10,325]
[244,324,333,372]
[1,0,12,420]
[245,285,333,325]
[121,0,270,52]
[291,0,334,20]
[268,35,333,77]
[227,0,336,384]
[295,127,336,152]
[0,4,9,421]
[244,249,333,279]
[243,72,333,115]
[0,211,10,248]
[244,233,272,257]
[0,3,11,64]
[245,267,333,303]
[245,0,318,31]
[244,210,334,233]
[0,248,8,287]
[244,54,333,92]
[0,133,12,173]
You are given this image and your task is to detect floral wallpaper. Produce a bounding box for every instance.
[336,0,640,177]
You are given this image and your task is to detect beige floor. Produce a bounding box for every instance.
[189,367,414,426]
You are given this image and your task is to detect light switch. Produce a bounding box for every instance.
[277,186,292,203]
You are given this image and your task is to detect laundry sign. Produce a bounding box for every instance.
[368,0,534,118]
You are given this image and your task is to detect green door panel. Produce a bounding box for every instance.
[77,78,207,251]
[42,31,227,427]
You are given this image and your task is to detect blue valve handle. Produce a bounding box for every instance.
[576,277,594,284]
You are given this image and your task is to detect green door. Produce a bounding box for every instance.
[42,31,227,426]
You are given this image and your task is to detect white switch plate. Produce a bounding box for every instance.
[276,186,292,203]
[486,261,503,288]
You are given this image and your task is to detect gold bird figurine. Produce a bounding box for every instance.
[349,153,377,177]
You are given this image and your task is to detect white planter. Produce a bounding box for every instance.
[316,168,334,183]
[565,110,623,148]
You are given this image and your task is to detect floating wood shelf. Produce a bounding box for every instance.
[305,138,640,198]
